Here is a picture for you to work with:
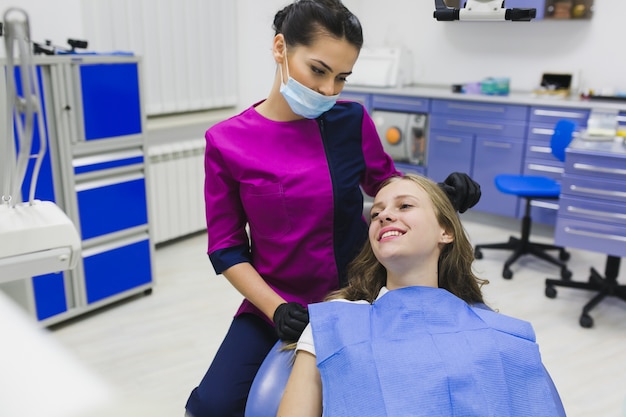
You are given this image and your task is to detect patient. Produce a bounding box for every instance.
[277,173,565,417]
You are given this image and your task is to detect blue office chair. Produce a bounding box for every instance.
[474,120,577,280]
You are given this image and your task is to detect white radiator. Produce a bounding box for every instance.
[147,139,206,244]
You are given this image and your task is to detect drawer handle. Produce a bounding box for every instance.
[73,149,144,168]
[446,120,503,130]
[75,172,144,191]
[529,145,551,154]
[435,136,462,143]
[567,206,626,220]
[483,141,512,149]
[569,185,626,199]
[376,98,426,108]
[564,227,626,243]
[572,163,626,177]
[534,109,586,119]
[528,164,564,174]
[447,103,505,113]
[82,233,149,257]
[531,200,559,210]
[531,127,554,136]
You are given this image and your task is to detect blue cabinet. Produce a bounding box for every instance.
[428,99,528,217]
[555,139,626,257]
[83,237,152,304]
[1,56,154,325]
[338,91,372,113]
[522,106,589,225]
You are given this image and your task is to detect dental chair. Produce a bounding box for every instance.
[244,341,293,417]
[244,314,566,417]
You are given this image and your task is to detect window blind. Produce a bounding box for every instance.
[81,0,238,116]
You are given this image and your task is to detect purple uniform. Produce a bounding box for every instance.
[204,100,398,321]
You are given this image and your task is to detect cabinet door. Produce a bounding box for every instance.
[75,172,149,240]
[32,272,69,320]
[473,136,524,217]
[79,62,142,140]
[82,235,152,304]
[427,130,474,182]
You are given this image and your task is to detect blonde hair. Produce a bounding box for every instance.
[329,174,488,304]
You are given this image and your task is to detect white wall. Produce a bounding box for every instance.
[3,1,623,112]
[235,0,624,108]
[0,0,83,55]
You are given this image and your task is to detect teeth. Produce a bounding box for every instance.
[381,230,402,239]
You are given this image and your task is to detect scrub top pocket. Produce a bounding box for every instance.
[241,182,292,239]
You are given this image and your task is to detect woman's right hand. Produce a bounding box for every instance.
[273,302,310,342]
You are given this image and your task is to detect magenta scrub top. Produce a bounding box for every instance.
[204,100,398,321]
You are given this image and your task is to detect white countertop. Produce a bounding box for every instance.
[345,84,626,112]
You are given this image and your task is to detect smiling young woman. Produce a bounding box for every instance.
[278,174,566,417]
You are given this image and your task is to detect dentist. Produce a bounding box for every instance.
[185,1,480,416]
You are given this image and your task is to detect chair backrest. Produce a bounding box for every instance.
[244,341,293,417]
[550,119,577,162]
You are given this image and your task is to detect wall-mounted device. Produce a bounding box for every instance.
[434,0,536,21]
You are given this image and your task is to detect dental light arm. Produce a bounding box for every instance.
[1,8,81,282]
[434,0,536,22]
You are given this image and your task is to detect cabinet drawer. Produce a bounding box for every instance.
[429,115,527,138]
[565,152,626,183]
[82,235,152,304]
[427,130,474,181]
[523,158,564,181]
[526,123,583,142]
[529,106,589,125]
[75,172,149,239]
[526,140,555,161]
[73,149,144,175]
[372,95,430,113]
[528,199,560,226]
[555,217,626,258]
[561,175,626,205]
[432,99,527,121]
[473,136,524,217]
[559,195,626,227]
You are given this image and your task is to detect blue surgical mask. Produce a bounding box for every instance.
[279,51,339,119]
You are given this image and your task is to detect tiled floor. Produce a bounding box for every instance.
[49,212,626,417]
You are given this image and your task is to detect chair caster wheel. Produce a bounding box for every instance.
[545,285,557,299]
[474,248,483,259]
[502,268,513,279]
[579,314,594,328]
[559,250,570,261]
[561,268,572,281]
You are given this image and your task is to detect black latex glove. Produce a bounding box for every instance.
[438,172,481,213]
[272,302,310,342]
